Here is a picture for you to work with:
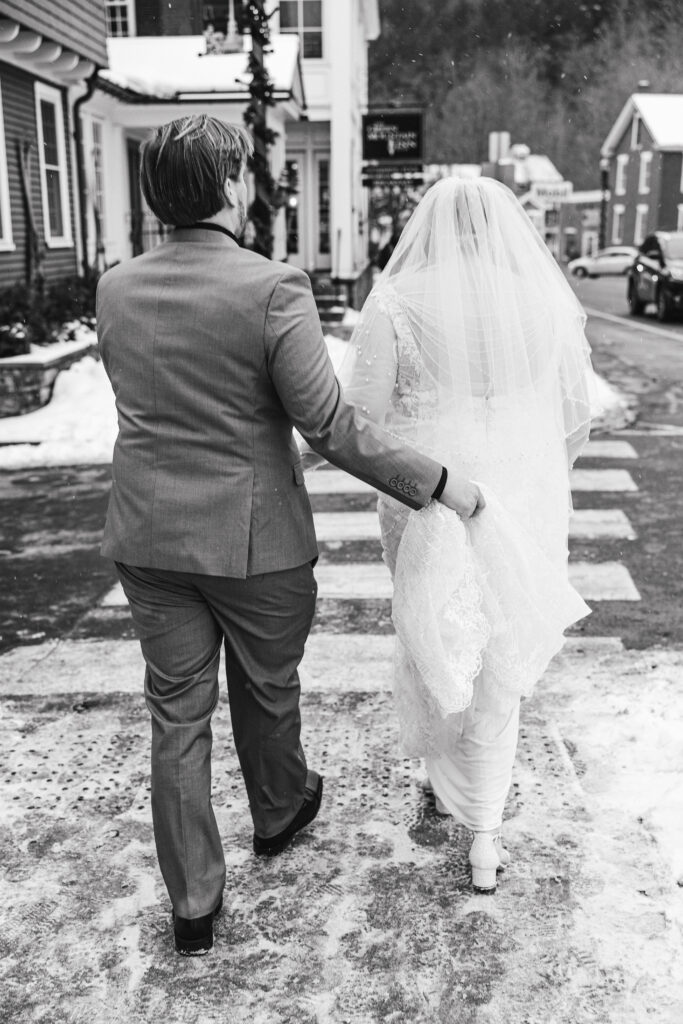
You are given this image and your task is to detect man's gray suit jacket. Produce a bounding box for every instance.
[96,227,442,578]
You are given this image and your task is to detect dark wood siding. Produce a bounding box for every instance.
[0,0,107,66]
[0,63,78,289]
[659,153,682,230]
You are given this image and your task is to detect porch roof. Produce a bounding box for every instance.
[99,34,305,112]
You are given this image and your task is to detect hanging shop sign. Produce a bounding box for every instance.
[362,111,423,163]
[361,163,424,187]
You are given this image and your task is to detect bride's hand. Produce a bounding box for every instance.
[438,474,486,518]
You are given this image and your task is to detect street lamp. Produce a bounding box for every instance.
[599,157,610,251]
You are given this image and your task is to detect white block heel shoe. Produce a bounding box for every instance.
[469,832,509,893]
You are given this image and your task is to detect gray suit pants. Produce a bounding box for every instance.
[115,561,317,919]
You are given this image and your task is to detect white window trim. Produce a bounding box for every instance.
[104,0,136,37]
[634,204,648,246]
[612,204,625,245]
[279,0,324,60]
[0,80,14,251]
[677,204,683,231]
[615,154,629,196]
[34,81,73,249]
[638,151,653,195]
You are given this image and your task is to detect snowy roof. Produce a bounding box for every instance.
[99,34,304,105]
[499,153,563,186]
[602,93,683,155]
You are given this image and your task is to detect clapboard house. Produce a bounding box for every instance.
[0,0,108,289]
[601,93,683,247]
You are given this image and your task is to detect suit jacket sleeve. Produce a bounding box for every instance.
[264,267,442,510]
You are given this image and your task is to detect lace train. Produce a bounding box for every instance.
[390,493,590,758]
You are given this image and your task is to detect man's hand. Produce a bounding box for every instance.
[438,474,486,519]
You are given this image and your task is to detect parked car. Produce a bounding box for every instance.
[627,232,683,322]
[568,246,638,278]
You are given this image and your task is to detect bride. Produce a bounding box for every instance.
[338,176,595,892]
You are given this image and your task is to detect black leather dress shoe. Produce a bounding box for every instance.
[253,773,323,856]
[173,895,223,956]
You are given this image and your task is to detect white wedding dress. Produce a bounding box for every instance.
[344,281,591,831]
[336,178,594,832]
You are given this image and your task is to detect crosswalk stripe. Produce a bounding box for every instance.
[99,512,639,609]
[306,467,639,495]
[569,509,636,540]
[314,562,393,598]
[314,511,380,540]
[582,440,638,459]
[304,470,374,494]
[569,469,638,492]
[568,561,641,601]
[0,634,625,697]
[312,508,636,542]
[101,582,126,606]
[316,560,643,603]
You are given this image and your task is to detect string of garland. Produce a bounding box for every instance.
[241,1,288,258]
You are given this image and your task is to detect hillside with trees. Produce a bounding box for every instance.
[369,0,683,188]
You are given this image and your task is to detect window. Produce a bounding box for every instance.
[631,114,642,149]
[279,0,323,59]
[284,158,300,255]
[612,204,624,245]
[638,151,652,194]
[35,83,72,247]
[634,204,648,246]
[677,204,683,232]
[317,156,330,255]
[0,81,13,251]
[104,0,135,37]
[615,154,628,195]
[679,156,683,195]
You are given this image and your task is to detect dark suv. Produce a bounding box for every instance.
[627,231,683,322]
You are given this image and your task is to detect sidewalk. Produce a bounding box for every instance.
[1,632,682,1023]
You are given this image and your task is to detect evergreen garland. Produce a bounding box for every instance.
[241,1,289,258]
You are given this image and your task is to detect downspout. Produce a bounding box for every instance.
[72,67,100,277]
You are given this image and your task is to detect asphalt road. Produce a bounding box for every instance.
[569,272,683,429]
[0,275,682,653]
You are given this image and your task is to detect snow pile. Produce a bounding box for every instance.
[0,334,352,470]
[0,326,627,470]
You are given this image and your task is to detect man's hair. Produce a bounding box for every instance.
[139,115,253,226]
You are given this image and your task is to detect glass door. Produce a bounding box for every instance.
[315,153,331,270]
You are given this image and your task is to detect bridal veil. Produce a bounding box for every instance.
[341,177,595,756]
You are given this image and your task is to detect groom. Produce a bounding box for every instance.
[96,114,483,955]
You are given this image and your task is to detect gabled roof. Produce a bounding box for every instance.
[602,93,683,155]
[99,34,305,110]
[499,152,563,187]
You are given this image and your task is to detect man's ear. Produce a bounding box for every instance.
[223,177,237,209]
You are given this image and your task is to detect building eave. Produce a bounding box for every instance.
[0,16,102,87]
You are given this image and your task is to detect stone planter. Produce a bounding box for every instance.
[0,337,97,418]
